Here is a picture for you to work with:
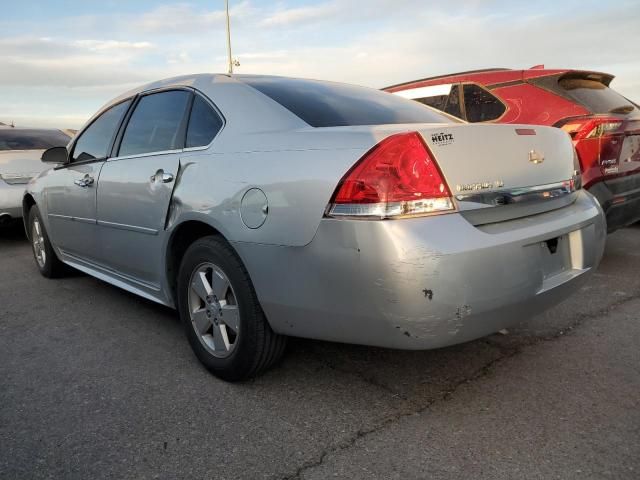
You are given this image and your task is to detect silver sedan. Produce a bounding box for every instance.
[24,74,606,380]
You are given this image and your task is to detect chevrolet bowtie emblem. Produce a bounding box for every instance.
[528,150,544,164]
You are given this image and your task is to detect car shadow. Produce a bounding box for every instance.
[0,221,27,243]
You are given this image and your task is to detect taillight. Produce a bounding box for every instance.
[559,116,624,140]
[557,115,626,186]
[326,132,454,219]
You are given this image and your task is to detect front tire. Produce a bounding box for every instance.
[28,206,66,278]
[177,235,286,381]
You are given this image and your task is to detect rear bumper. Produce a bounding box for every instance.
[587,173,640,232]
[235,190,606,350]
[0,181,25,219]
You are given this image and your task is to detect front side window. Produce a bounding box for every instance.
[463,84,505,122]
[119,90,191,157]
[186,95,223,148]
[72,100,131,162]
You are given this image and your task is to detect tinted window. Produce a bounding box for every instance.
[240,76,451,127]
[0,129,70,151]
[463,84,505,122]
[415,85,463,120]
[559,78,637,115]
[119,90,191,157]
[186,95,223,148]
[72,100,131,162]
[416,94,448,111]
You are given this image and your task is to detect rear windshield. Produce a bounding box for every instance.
[0,129,70,151]
[559,78,637,115]
[239,76,453,127]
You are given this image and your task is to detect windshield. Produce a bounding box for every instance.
[0,129,71,151]
[239,76,455,127]
[559,78,638,115]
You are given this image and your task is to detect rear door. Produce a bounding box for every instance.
[46,100,131,261]
[95,89,190,287]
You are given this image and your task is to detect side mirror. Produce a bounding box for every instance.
[41,146,69,164]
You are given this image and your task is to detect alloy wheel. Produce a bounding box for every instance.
[188,262,240,358]
[32,217,46,268]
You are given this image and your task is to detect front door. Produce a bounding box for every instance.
[46,161,103,260]
[45,98,133,261]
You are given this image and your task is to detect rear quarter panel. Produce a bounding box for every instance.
[169,141,370,247]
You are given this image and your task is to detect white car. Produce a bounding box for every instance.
[0,127,70,226]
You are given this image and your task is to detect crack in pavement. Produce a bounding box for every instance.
[277,289,640,480]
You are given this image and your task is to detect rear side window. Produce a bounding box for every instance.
[240,76,452,127]
[72,100,131,162]
[559,78,637,115]
[119,90,191,157]
[0,129,70,151]
[463,84,505,122]
[414,84,463,119]
[186,95,223,148]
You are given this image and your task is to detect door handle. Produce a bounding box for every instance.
[150,170,174,184]
[74,174,94,188]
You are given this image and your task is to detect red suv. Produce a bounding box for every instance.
[384,67,640,232]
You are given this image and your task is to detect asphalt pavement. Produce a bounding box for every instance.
[1,222,639,479]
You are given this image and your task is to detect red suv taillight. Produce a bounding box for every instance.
[559,116,624,140]
[557,115,627,188]
[326,132,454,218]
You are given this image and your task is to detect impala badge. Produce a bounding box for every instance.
[528,150,544,164]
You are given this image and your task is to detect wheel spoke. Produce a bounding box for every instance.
[192,271,212,302]
[211,268,230,301]
[220,304,239,333]
[192,308,211,334]
[212,324,230,351]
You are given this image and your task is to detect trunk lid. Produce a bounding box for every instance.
[418,123,578,225]
[0,150,49,184]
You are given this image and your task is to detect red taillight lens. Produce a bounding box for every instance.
[559,117,624,140]
[327,132,454,218]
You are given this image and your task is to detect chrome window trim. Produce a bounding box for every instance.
[107,148,183,162]
[107,88,225,160]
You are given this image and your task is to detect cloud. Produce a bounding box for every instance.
[260,3,341,27]
[1,0,639,129]
[136,1,254,34]
[74,40,154,51]
[0,37,156,88]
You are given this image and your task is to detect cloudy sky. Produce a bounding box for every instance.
[1,0,639,128]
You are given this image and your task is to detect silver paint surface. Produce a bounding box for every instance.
[23,74,607,349]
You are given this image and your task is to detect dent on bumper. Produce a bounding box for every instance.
[235,191,606,350]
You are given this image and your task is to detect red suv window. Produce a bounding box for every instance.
[558,78,637,115]
[462,84,506,122]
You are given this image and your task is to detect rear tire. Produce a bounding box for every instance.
[28,206,66,278]
[177,235,286,381]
